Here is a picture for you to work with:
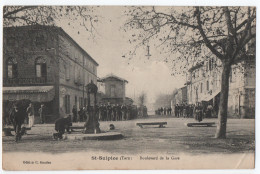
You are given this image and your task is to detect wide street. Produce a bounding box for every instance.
[2,116,255,155]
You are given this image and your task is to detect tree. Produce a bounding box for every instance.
[3,6,100,79]
[3,6,99,35]
[137,91,147,107]
[125,6,256,138]
[154,89,177,109]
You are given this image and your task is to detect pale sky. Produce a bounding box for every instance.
[57,6,186,104]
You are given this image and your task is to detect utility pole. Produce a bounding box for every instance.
[83,57,85,107]
[145,45,151,59]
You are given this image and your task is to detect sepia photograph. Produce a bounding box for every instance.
[1,3,257,171]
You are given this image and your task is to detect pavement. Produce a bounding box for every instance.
[2,116,255,155]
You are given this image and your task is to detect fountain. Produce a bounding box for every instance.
[65,81,123,140]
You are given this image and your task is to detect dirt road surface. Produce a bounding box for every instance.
[2,116,255,155]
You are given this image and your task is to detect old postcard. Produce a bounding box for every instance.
[2,5,256,170]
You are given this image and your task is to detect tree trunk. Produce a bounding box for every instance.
[215,60,231,139]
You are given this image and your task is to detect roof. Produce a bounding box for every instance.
[100,74,128,83]
[188,62,204,72]
[3,25,99,66]
[3,86,54,93]
[3,86,55,102]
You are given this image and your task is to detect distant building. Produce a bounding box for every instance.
[172,86,187,105]
[3,25,98,122]
[99,74,133,105]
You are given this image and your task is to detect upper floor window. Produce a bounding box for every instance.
[200,83,203,93]
[65,64,70,80]
[229,70,233,83]
[7,57,18,78]
[110,85,116,97]
[35,57,47,78]
[207,81,209,91]
[7,37,16,47]
[35,34,45,46]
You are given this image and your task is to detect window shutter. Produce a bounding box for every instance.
[13,64,18,78]
[41,64,47,77]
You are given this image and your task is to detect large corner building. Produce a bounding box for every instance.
[3,25,98,122]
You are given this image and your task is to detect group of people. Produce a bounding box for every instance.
[72,103,138,122]
[26,103,47,127]
[155,102,214,122]
[174,103,195,118]
[7,102,47,142]
[155,107,172,115]
[174,102,214,121]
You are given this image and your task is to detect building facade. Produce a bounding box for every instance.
[185,57,255,118]
[3,25,98,122]
[99,74,133,105]
[171,86,188,106]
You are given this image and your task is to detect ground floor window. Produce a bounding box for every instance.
[75,96,77,109]
[65,95,70,114]
[79,97,83,108]
[84,98,87,107]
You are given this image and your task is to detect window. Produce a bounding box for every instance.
[75,96,78,109]
[35,34,45,46]
[75,51,78,62]
[207,81,209,91]
[65,95,70,114]
[80,97,83,108]
[110,85,115,97]
[84,98,87,107]
[7,37,16,47]
[229,70,233,83]
[35,57,47,78]
[209,59,212,71]
[65,64,70,80]
[7,58,18,78]
[200,83,203,93]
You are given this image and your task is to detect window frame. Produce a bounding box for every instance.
[35,57,47,78]
[7,58,18,78]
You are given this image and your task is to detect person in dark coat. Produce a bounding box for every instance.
[121,104,127,120]
[116,104,122,121]
[160,107,163,115]
[54,116,72,139]
[194,103,203,122]
[9,105,26,142]
[72,105,77,122]
[103,104,107,121]
[107,104,112,121]
[175,104,179,117]
[38,104,46,124]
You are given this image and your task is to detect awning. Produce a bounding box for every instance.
[3,86,55,102]
[201,89,221,102]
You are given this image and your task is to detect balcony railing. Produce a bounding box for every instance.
[3,77,49,86]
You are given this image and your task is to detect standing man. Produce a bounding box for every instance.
[72,105,77,122]
[107,103,112,121]
[39,104,46,124]
[116,104,122,121]
[26,103,34,128]
[103,104,107,121]
[9,105,25,142]
[78,107,84,122]
[175,104,179,117]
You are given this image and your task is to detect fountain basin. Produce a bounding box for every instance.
[64,131,123,140]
